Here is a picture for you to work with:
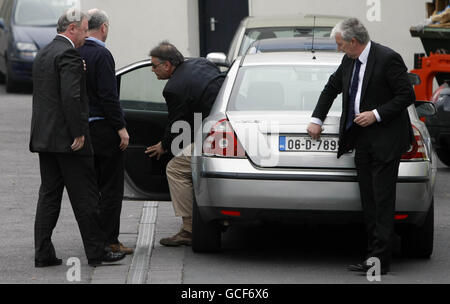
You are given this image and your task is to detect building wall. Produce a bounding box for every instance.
[79,0,199,68]
[79,0,428,70]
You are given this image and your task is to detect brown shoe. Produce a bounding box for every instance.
[109,243,134,255]
[160,230,192,247]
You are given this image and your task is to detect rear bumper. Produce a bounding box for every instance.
[192,157,434,225]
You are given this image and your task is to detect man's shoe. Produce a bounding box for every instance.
[35,257,63,268]
[160,229,192,247]
[88,251,126,267]
[109,242,134,255]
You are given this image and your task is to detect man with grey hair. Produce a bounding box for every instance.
[307,18,415,275]
[78,9,133,255]
[30,9,126,267]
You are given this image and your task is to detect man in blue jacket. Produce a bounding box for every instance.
[78,9,133,255]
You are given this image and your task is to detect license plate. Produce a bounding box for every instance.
[279,136,339,152]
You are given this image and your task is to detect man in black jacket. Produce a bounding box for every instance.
[307,18,415,274]
[78,9,133,255]
[30,9,125,267]
[145,42,224,246]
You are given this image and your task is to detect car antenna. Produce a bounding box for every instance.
[312,16,317,60]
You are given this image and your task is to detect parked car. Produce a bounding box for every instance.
[117,46,436,259]
[426,81,450,166]
[0,0,76,92]
[206,14,347,66]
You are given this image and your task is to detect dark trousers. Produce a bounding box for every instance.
[354,134,401,267]
[90,120,124,245]
[34,153,105,261]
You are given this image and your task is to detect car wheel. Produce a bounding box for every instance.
[5,59,17,93]
[400,199,434,259]
[192,198,221,253]
[436,148,450,167]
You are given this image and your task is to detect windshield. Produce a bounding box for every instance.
[239,27,333,57]
[228,65,342,112]
[14,0,78,26]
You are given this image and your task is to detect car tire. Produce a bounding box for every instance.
[192,198,221,253]
[400,199,434,259]
[5,59,18,93]
[436,148,450,167]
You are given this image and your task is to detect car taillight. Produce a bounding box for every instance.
[401,125,428,161]
[203,119,246,158]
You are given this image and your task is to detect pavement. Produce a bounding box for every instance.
[90,199,181,284]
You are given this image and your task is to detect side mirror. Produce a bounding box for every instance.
[206,52,229,67]
[0,18,5,30]
[415,100,436,117]
[408,73,421,86]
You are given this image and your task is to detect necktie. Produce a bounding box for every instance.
[346,58,362,130]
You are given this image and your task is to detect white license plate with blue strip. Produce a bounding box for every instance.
[279,136,339,152]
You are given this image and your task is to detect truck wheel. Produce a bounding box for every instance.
[436,148,450,167]
[192,198,221,253]
[401,199,434,259]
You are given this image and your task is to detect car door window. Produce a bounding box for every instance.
[119,65,168,112]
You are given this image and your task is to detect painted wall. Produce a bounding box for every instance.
[79,0,199,68]
[78,0,429,70]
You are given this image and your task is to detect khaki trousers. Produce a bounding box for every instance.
[166,144,194,233]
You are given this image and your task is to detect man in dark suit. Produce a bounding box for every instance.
[77,9,133,255]
[145,42,224,246]
[307,18,415,274]
[30,9,125,267]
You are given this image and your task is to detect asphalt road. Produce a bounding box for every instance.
[1,83,450,284]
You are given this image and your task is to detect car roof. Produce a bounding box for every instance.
[241,14,347,29]
[240,51,344,67]
[247,37,338,53]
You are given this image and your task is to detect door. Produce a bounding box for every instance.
[117,60,171,200]
[199,0,249,57]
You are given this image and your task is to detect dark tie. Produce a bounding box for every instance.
[346,58,362,130]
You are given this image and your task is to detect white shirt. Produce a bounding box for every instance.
[311,41,381,126]
[57,34,75,48]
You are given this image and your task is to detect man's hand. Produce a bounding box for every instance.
[71,136,85,151]
[354,111,377,127]
[118,128,130,151]
[307,123,323,140]
[145,141,166,160]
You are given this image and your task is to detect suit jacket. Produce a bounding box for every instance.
[312,42,415,161]
[161,57,225,151]
[30,35,93,155]
[78,39,126,131]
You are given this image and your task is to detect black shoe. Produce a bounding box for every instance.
[35,258,63,268]
[348,261,390,275]
[88,251,126,267]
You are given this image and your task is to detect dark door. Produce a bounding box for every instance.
[199,0,249,57]
[117,61,171,201]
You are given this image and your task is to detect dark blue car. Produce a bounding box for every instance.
[0,0,76,92]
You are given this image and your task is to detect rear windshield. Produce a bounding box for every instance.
[239,27,333,57]
[227,65,342,112]
[14,0,77,26]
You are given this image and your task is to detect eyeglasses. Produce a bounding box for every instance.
[151,62,165,69]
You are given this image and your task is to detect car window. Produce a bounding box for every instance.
[239,27,333,57]
[14,0,76,26]
[228,65,342,112]
[119,65,168,112]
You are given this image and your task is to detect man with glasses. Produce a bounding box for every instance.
[145,42,224,246]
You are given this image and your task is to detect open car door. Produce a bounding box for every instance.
[116,60,171,200]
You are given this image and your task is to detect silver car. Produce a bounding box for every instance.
[191,49,437,257]
[207,14,347,66]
